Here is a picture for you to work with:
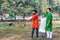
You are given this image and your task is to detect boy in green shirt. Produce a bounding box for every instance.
[45,8,53,40]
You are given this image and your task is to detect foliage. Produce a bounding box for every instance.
[0,0,60,16]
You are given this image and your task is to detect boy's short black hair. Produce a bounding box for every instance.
[47,8,51,12]
[32,10,37,13]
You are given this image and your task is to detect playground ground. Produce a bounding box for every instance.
[0,21,60,40]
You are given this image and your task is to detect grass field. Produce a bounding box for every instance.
[0,21,60,40]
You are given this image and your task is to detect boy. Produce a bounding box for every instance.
[39,12,46,38]
[45,8,53,40]
[30,10,39,38]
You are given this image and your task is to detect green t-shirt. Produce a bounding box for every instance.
[45,12,53,31]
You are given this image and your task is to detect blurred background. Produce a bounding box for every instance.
[0,0,60,20]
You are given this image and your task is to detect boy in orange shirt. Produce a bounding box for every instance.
[30,10,39,38]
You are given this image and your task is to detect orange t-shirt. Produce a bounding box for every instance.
[31,13,39,28]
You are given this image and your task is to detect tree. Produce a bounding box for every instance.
[1,0,60,17]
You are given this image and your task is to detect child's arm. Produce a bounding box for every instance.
[47,20,50,26]
[25,18,31,21]
[25,16,32,21]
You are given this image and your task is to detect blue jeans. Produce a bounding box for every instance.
[31,28,39,38]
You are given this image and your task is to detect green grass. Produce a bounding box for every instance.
[0,22,31,40]
[0,21,60,40]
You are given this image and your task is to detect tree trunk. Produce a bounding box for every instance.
[23,13,26,26]
[23,13,25,20]
[59,9,60,17]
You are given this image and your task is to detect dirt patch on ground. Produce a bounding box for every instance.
[0,30,60,40]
